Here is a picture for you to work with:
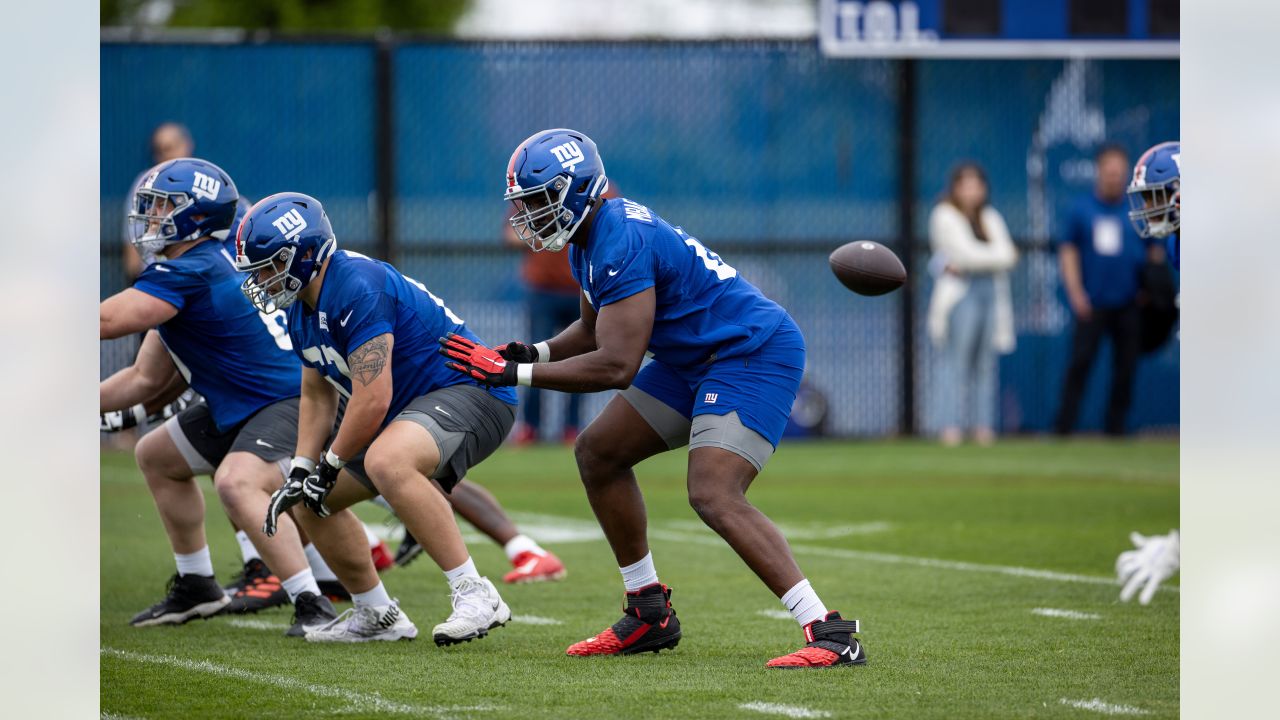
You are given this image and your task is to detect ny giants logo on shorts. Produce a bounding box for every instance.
[271,208,308,241]
[704,392,719,405]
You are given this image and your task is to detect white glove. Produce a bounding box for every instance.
[1116,529,1180,605]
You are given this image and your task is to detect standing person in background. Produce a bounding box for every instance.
[1054,144,1165,437]
[123,123,195,279]
[926,163,1018,446]
[502,184,619,444]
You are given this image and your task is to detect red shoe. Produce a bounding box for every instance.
[502,549,567,584]
[512,425,537,446]
[566,583,681,656]
[370,539,394,573]
[766,612,866,669]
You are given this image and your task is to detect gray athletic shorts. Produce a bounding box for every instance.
[619,387,776,472]
[343,384,516,495]
[164,398,298,477]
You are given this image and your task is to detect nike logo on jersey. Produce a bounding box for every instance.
[608,268,620,276]
[153,265,171,272]
[339,310,354,327]
[255,439,274,448]
[434,405,452,418]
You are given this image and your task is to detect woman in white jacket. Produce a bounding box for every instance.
[927,163,1018,446]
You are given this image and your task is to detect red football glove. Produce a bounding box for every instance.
[438,333,518,387]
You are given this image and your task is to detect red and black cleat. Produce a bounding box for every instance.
[566,583,681,656]
[222,559,288,615]
[766,612,866,669]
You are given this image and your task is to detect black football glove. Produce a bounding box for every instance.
[263,460,310,536]
[495,341,539,364]
[100,405,146,432]
[438,334,519,387]
[302,456,342,518]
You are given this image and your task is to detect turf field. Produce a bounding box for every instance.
[101,439,1178,719]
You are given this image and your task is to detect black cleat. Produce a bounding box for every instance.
[222,559,288,614]
[766,611,867,669]
[394,531,424,567]
[129,573,230,627]
[286,591,338,637]
[565,583,681,656]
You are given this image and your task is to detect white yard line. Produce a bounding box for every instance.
[1032,608,1103,621]
[1059,698,1149,715]
[225,618,289,631]
[511,614,564,625]
[101,713,145,720]
[740,701,833,718]
[102,648,497,717]
[756,609,794,620]
[645,528,1177,593]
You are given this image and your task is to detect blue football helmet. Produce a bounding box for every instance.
[505,128,609,252]
[128,157,239,256]
[234,192,336,314]
[1127,141,1180,239]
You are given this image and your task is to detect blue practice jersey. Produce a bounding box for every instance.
[569,198,788,369]
[1166,233,1179,270]
[132,240,300,431]
[286,250,517,426]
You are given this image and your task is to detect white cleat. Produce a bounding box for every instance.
[304,600,418,643]
[432,577,511,646]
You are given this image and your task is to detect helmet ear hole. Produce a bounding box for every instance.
[576,179,590,194]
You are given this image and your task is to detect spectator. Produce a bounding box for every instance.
[1054,144,1165,436]
[926,163,1018,446]
[122,122,195,279]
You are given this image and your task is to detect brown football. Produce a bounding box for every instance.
[828,241,906,296]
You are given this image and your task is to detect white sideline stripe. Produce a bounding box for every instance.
[645,528,1178,594]
[511,614,563,626]
[102,713,145,720]
[757,609,794,620]
[102,648,496,716]
[740,701,833,718]
[1032,608,1102,621]
[226,618,289,631]
[1059,698,1149,715]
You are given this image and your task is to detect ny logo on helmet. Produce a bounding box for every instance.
[271,208,308,241]
[191,171,222,201]
[550,141,585,173]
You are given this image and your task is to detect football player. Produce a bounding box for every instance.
[441,129,864,668]
[100,158,389,637]
[1116,141,1180,604]
[242,193,513,645]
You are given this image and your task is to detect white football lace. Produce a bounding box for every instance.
[446,578,493,624]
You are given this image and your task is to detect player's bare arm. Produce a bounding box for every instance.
[100,288,179,339]
[100,330,181,411]
[532,289,654,392]
[296,366,340,462]
[141,372,190,415]
[329,332,394,460]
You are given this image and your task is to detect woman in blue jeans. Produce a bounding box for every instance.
[926,163,1018,446]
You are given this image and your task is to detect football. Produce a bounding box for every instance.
[828,241,907,296]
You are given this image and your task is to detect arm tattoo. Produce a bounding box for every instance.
[348,336,389,387]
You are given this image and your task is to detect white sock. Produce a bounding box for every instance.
[352,581,393,609]
[619,552,659,591]
[174,546,214,577]
[304,543,339,582]
[781,579,828,626]
[363,523,381,549]
[235,530,261,563]
[443,556,480,586]
[502,534,542,561]
[281,568,322,603]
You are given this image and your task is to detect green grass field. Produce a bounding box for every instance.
[101,439,1179,719]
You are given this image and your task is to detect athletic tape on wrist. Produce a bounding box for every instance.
[323,449,346,469]
[517,363,534,387]
[533,341,551,363]
[290,456,317,474]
